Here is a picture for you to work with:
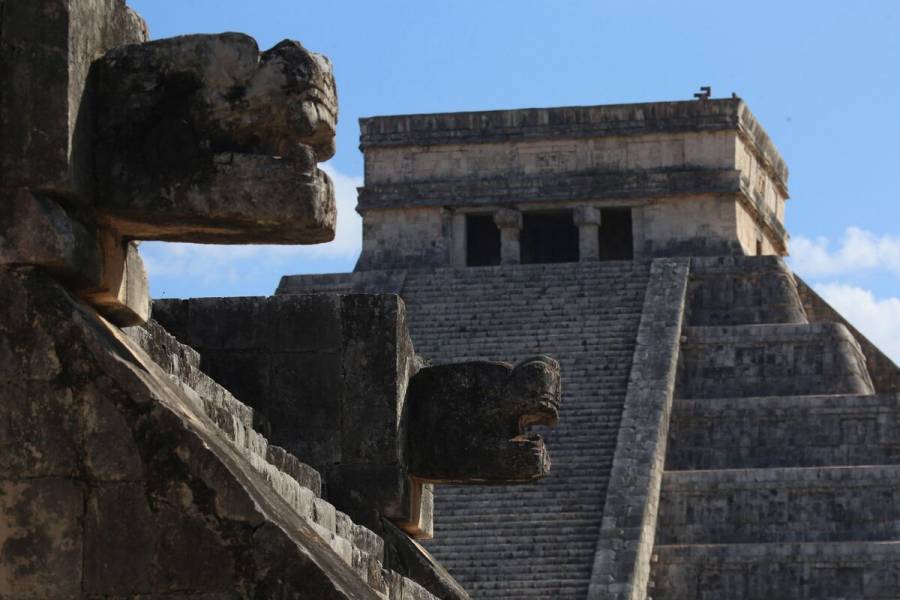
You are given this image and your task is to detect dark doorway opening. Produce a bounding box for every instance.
[598,208,634,260]
[466,214,501,266]
[521,211,579,264]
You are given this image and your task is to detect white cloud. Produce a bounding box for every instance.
[139,163,362,285]
[814,282,900,364]
[790,227,900,278]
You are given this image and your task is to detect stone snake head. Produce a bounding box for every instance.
[406,355,562,484]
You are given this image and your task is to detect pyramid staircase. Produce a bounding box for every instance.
[649,256,900,599]
[400,262,652,599]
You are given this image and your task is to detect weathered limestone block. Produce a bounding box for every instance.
[407,356,560,483]
[0,0,148,193]
[152,294,429,535]
[79,230,149,326]
[0,189,101,288]
[91,33,337,243]
[0,192,149,326]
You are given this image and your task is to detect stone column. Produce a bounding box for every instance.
[493,208,522,265]
[450,212,467,267]
[574,205,601,261]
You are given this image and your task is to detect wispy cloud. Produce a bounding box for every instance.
[139,164,362,293]
[814,282,900,364]
[790,227,900,278]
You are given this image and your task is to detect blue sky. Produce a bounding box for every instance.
[131,1,900,360]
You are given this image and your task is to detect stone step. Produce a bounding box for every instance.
[686,255,808,326]
[667,393,900,469]
[657,465,900,544]
[678,323,875,399]
[650,541,900,600]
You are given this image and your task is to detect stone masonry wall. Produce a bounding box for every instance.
[356,207,450,271]
[364,132,737,186]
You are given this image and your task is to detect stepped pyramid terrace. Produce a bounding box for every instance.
[2,1,900,599]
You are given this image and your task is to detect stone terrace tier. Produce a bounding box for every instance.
[646,255,900,600]
[359,99,787,188]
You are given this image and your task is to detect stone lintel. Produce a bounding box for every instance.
[492,208,522,229]
[573,205,601,226]
[359,98,787,189]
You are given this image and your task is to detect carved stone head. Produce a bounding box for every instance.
[406,355,562,484]
[91,33,338,243]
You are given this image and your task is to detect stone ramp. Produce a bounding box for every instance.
[649,256,900,599]
[397,262,651,599]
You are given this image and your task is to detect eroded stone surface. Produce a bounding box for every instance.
[0,267,385,599]
[91,33,337,243]
[0,189,101,288]
[0,0,148,193]
[407,356,561,483]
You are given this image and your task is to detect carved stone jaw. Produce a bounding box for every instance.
[406,355,562,485]
[508,355,562,433]
[91,33,338,243]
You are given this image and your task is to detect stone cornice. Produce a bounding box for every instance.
[359,99,788,191]
[357,168,742,210]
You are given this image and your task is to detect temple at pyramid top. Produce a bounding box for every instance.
[354,97,789,270]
